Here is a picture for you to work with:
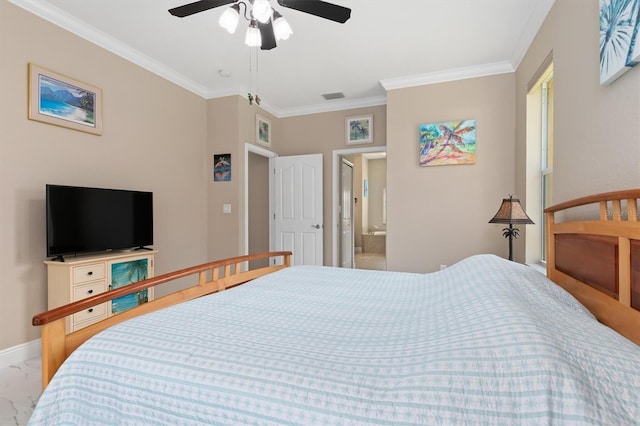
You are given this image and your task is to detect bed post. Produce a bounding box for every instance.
[545,210,556,279]
[40,319,66,390]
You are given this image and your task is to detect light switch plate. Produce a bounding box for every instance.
[223,203,231,214]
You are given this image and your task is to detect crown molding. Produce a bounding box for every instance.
[9,0,209,98]
[10,0,554,118]
[380,61,515,92]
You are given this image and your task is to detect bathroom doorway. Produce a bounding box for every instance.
[333,147,386,270]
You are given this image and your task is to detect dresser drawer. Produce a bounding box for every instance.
[73,263,105,285]
[73,281,105,301]
[73,302,107,324]
[72,314,107,332]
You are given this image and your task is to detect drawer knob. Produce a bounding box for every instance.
[88,308,93,313]
[87,271,93,276]
[87,289,94,294]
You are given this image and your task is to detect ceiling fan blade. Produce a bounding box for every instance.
[277,0,351,23]
[169,0,236,18]
[259,21,277,50]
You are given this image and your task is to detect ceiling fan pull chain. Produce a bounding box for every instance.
[248,47,253,104]
[256,50,260,105]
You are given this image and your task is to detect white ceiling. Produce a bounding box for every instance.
[11,0,555,117]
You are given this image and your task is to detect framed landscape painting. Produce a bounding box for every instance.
[110,259,149,315]
[346,114,373,144]
[256,115,271,146]
[28,64,103,135]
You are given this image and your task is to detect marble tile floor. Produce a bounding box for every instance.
[0,358,41,426]
[354,252,386,271]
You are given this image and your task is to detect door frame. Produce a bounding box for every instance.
[331,145,387,267]
[244,143,277,258]
[340,158,354,268]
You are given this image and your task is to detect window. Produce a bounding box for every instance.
[526,60,553,264]
[540,71,553,262]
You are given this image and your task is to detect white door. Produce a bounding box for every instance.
[274,154,323,266]
[340,159,354,268]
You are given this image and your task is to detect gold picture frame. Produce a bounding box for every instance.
[28,63,103,135]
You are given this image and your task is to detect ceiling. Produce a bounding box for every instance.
[11,0,555,117]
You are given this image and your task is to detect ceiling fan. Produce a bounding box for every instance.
[168,0,351,51]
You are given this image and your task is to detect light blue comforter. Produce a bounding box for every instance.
[29,255,640,425]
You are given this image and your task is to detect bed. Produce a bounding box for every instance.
[29,190,640,425]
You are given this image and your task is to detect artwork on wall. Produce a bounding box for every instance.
[214,154,231,182]
[599,0,640,85]
[419,119,476,167]
[256,115,271,146]
[28,63,103,135]
[346,114,373,144]
[111,259,149,315]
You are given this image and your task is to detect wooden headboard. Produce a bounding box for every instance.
[545,189,640,345]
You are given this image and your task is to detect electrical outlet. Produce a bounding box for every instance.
[440,264,447,270]
[223,203,231,214]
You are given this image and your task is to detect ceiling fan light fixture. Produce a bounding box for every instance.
[245,19,262,47]
[272,10,292,41]
[219,4,241,34]
[252,0,272,24]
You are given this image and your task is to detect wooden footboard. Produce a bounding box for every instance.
[545,190,640,345]
[32,251,292,389]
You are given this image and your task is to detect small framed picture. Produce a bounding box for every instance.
[346,114,373,144]
[256,114,271,146]
[213,153,231,182]
[28,63,103,135]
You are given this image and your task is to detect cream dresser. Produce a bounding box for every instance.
[45,250,157,334]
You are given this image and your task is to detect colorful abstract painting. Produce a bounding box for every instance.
[600,0,640,85]
[419,120,476,167]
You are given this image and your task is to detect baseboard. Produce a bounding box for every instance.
[0,339,41,369]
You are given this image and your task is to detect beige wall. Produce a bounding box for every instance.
[386,74,517,272]
[206,96,241,261]
[516,0,640,215]
[248,152,270,268]
[367,158,387,232]
[206,96,278,261]
[0,2,208,351]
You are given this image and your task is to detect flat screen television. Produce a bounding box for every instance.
[46,184,153,260]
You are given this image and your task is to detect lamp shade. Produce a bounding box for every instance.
[219,4,240,34]
[252,0,273,23]
[488,195,534,225]
[273,11,292,41]
[245,20,262,47]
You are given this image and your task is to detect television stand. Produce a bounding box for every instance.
[45,250,158,334]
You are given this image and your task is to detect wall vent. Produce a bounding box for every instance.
[322,92,345,100]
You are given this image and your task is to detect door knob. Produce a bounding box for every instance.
[311,224,321,229]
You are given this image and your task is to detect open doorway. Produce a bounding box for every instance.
[245,143,277,269]
[332,147,387,270]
